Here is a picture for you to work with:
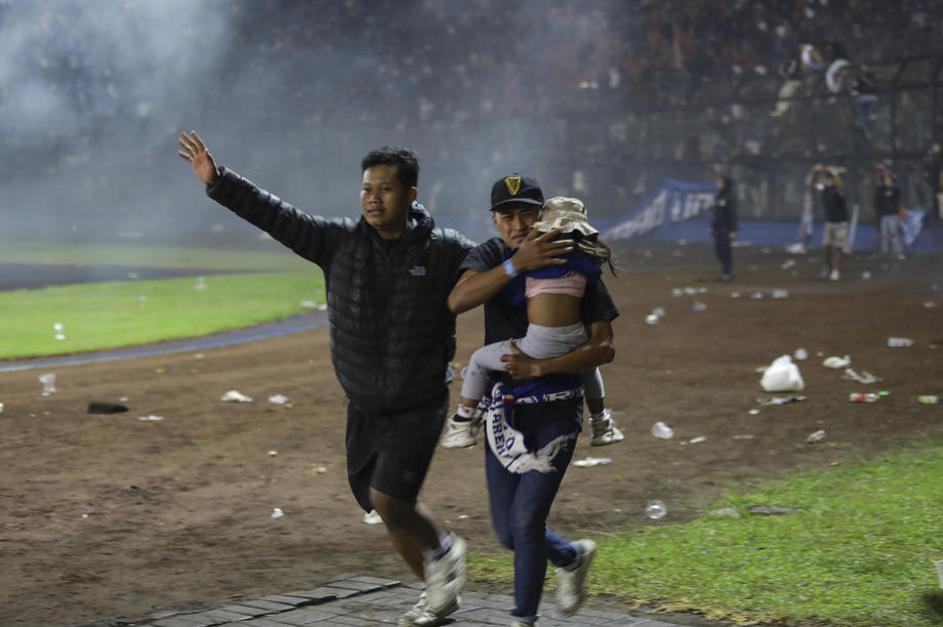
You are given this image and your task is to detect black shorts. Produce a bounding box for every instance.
[346,394,448,513]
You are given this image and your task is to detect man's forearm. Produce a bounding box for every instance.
[447,267,514,314]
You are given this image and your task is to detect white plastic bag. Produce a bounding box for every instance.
[760,355,805,392]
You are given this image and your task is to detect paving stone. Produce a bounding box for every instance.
[323,579,383,593]
[196,609,254,622]
[218,606,272,618]
[239,600,298,613]
[259,595,308,607]
[277,587,340,603]
[263,608,340,625]
[346,575,400,588]
[230,620,291,627]
[152,618,214,627]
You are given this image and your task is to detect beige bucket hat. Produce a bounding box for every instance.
[533,196,598,237]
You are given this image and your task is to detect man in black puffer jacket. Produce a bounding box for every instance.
[178,132,472,625]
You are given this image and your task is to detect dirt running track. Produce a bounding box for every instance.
[1,245,941,626]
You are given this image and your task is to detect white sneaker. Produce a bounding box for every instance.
[441,415,480,448]
[398,590,459,626]
[424,535,466,614]
[590,410,624,447]
[829,269,840,281]
[556,539,596,617]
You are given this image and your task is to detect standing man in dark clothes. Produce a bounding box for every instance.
[710,176,738,282]
[447,174,619,626]
[811,164,849,281]
[177,131,472,627]
[923,141,942,224]
[873,169,904,258]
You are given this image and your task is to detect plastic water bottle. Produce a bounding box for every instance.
[887,337,913,348]
[794,348,809,360]
[39,373,57,397]
[645,500,667,520]
[651,421,674,439]
[849,392,879,403]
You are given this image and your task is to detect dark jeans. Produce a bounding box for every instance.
[484,399,581,620]
[713,228,733,276]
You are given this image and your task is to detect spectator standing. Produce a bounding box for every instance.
[710,176,738,281]
[873,169,904,258]
[812,165,849,281]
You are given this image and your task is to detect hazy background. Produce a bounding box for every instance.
[1,0,941,247]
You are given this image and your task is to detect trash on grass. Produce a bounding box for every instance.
[806,429,827,443]
[918,395,939,405]
[573,457,613,467]
[709,507,741,519]
[781,259,796,270]
[760,355,805,392]
[300,300,318,309]
[137,415,164,422]
[730,291,741,298]
[271,507,284,519]
[750,291,764,300]
[691,301,707,312]
[87,402,129,415]
[848,392,879,403]
[268,394,290,405]
[645,314,659,325]
[772,288,790,299]
[749,409,761,415]
[732,434,756,440]
[822,355,851,369]
[268,450,278,457]
[0,402,4,413]
[363,509,383,525]
[887,337,914,348]
[651,421,674,439]
[221,390,253,403]
[842,368,881,384]
[687,436,707,444]
[645,500,667,520]
[756,395,806,406]
[794,347,809,360]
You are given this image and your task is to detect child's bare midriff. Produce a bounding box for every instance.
[526,293,583,327]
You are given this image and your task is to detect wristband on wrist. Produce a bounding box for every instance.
[502,258,519,279]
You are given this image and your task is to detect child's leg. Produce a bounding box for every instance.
[459,341,512,407]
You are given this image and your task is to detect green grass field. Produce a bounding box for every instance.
[470,442,943,627]
[0,241,310,272]
[0,272,323,360]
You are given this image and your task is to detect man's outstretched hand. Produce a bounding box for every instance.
[177,131,219,186]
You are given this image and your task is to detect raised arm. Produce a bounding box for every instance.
[501,320,614,380]
[447,229,572,314]
[178,131,348,268]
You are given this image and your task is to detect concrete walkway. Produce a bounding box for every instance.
[83,575,707,627]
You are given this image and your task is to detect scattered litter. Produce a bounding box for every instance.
[651,421,674,439]
[691,301,707,312]
[878,390,890,397]
[268,394,290,405]
[271,507,284,519]
[0,402,4,413]
[645,314,659,325]
[772,288,790,299]
[781,259,796,270]
[887,337,913,348]
[300,300,318,309]
[806,429,827,443]
[730,291,741,298]
[756,395,806,406]
[918,395,939,405]
[748,505,800,515]
[363,509,383,525]
[849,392,879,403]
[861,271,872,280]
[760,355,805,392]
[193,277,207,291]
[749,409,760,415]
[645,500,667,520]
[39,373,57,396]
[709,507,741,519]
[652,306,666,318]
[155,368,165,374]
[672,288,683,297]
[87,402,129,415]
[732,434,756,440]
[785,242,806,254]
[137,415,164,422]
[268,450,278,457]
[750,291,764,300]
[53,322,66,341]
[925,301,937,309]
[573,457,613,467]
[822,355,851,369]
[317,304,327,311]
[119,396,129,402]
[312,465,328,474]
[687,436,707,444]
[221,390,253,403]
[793,347,809,360]
[842,368,881,384]
[683,287,698,295]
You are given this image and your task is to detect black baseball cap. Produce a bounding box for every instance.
[490,174,544,211]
